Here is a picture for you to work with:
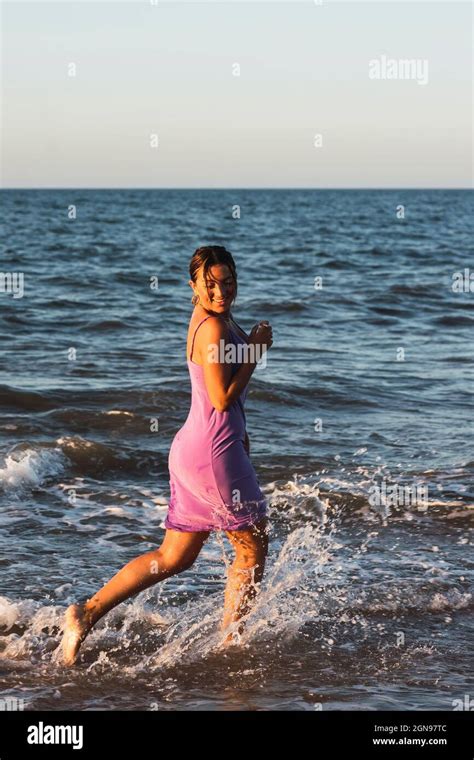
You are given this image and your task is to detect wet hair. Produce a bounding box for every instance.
[189,245,238,302]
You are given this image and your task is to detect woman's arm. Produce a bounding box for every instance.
[197,317,257,412]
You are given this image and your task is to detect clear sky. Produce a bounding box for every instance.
[1,0,472,188]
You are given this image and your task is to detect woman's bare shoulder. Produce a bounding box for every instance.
[197,313,229,339]
[187,311,229,362]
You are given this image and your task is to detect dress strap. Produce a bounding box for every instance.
[190,315,214,362]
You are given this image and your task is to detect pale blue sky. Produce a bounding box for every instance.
[1,1,472,187]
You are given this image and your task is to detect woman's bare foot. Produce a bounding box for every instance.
[61,603,93,666]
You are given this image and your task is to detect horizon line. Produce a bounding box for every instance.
[0,186,472,191]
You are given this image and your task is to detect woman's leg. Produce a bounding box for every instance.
[220,518,269,643]
[61,528,209,665]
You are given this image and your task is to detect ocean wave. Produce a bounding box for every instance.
[0,473,471,680]
[0,447,67,490]
[0,438,160,491]
[264,471,474,526]
[82,319,130,332]
[0,384,188,414]
[435,315,474,327]
[246,300,307,313]
[0,385,57,412]
[250,383,381,409]
[368,305,414,317]
[345,586,473,616]
[389,283,434,296]
[55,436,157,475]
[1,518,470,676]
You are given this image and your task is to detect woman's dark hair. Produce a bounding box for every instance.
[189,245,238,302]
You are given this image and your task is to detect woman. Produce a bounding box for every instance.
[61,245,273,666]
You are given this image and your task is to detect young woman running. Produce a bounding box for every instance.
[61,245,273,665]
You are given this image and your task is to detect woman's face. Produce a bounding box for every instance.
[190,264,236,314]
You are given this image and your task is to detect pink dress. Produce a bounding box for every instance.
[164,315,268,532]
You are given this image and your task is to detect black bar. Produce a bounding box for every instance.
[0,710,472,757]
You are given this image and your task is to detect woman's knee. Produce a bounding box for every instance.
[232,542,267,572]
[151,547,197,575]
[228,523,269,567]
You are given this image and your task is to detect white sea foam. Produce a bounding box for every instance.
[0,448,66,490]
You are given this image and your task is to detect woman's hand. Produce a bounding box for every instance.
[248,321,273,353]
[244,431,250,455]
